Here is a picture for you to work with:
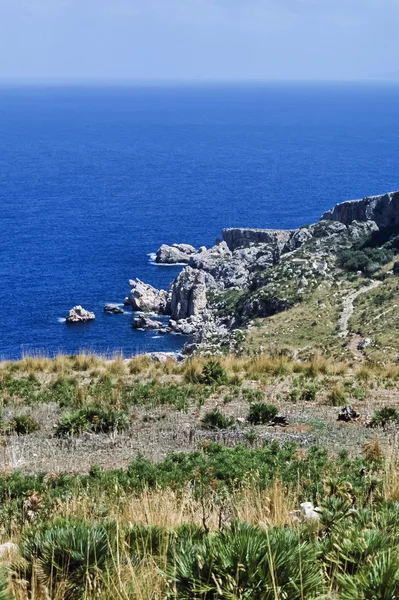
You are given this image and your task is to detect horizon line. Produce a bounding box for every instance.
[1,76,399,87]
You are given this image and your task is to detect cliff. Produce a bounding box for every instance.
[322,190,399,228]
[222,228,292,251]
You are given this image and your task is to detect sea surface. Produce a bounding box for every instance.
[1,82,399,359]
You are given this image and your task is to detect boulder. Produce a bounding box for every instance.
[128,279,170,314]
[155,243,196,264]
[170,267,207,321]
[299,502,321,521]
[132,316,163,330]
[104,304,124,314]
[66,306,95,324]
[0,542,18,559]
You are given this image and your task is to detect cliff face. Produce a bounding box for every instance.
[322,190,399,228]
[222,228,292,251]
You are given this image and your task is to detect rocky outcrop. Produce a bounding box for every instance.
[170,267,207,321]
[156,243,196,264]
[104,304,124,314]
[132,316,163,330]
[322,190,399,228]
[188,241,279,290]
[127,279,170,314]
[223,228,292,251]
[66,306,95,324]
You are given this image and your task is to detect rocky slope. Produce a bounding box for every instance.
[124,190,399,356]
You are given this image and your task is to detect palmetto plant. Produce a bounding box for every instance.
[337,550,399,600]
[165,521,322,599]
[0,571,12,600]
[18,518,112,599]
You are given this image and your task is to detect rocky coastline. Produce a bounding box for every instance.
[122,190,397,356]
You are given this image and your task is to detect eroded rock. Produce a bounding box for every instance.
[66,306,95,324]
[156,243,196,264]
[170,267,207,321]
[132,316,163,330]
[128,279,170,314]
[104,304,124,314]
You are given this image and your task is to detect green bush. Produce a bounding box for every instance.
[248,402,278,425]
[165,522,322,600]
[54,405,130,437]
[18,517,111,599]
[201,360,227,385]
[369,406,399,428]
[0,570,12,600]
[337,231,395,275]
[5,415,39,435]
[201,408,234,430]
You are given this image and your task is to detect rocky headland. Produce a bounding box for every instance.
[124,190,399,359]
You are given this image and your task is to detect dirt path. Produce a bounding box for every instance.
[338,280,381,338]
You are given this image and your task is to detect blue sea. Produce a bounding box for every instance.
[1,82,399,359]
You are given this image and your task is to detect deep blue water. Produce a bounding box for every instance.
[1,83,399,359]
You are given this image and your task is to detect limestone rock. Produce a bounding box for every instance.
[223,228,292,251]
[348,220,379,238]
[322,190,399,228]
[285,227,313,252]
[170,267,207,321]
[104,304,124,314]
[0,542,18,559]
[299,502,321,521]
[189,242,232,274]
[132,316,163,330]
[155,243,196,264]
[357,338,372,350]
[146,352,180,363]
[128,279,170,314]
[66,306,95,324]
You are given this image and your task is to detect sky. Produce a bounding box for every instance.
[0,0,398,82]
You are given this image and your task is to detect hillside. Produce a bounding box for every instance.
[2,191,399,598]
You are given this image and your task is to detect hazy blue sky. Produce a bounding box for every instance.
[1,0,398,82]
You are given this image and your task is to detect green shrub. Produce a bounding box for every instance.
[369,406,399,428]
[5,415,39,435]
[165,522,322,600]
[337,232,395,275]
[201,408,234,430]
[201,360,227,385]
[248,402,278,425]
[337,550,399,600]
[55,405,130,437]
[242,389,264,403]
[18,517,111,599]
[125,524,168,562]
[0,570,12,600]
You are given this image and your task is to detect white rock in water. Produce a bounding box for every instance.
[132,316,163,330]
[66,306,95,323]
[104,304,124,314]
[156,243,196,264]
[128,279,170,314]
